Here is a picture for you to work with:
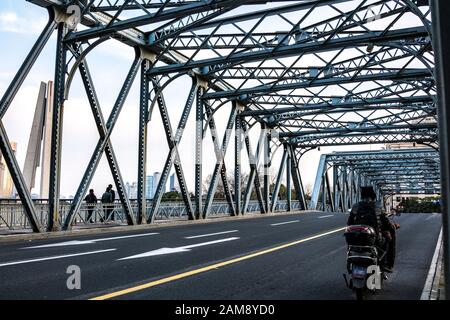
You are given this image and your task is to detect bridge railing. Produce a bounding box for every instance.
[0,199,305,231]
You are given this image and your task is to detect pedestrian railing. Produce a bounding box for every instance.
[0,199,306,231]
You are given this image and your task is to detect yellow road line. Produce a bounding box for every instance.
[90,227,346,300]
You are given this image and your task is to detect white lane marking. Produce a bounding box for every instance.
[0,249,116,268]
[318,215,334,219]
[118,237,240,260]
[421,229,443,300]
[270,220,299,226]
[23,232,159,249]
[185,230,239,239]
[425,213,439,221]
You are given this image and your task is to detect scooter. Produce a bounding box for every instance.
[343,211,400,300]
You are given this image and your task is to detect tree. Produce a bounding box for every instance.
[202,172,250,200]
[161,191,182,201]
[400,197,441,213]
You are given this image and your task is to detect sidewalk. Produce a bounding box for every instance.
[0,210,318,243]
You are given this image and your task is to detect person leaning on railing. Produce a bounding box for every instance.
[84,189,98,223]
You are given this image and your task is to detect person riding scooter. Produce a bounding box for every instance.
[347,186,400,273]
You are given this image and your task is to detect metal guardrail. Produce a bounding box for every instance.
[0,200,305,231]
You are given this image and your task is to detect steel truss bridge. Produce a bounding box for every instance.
[309,148,440,212]
[0,0,446,238]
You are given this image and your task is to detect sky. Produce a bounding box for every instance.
[0,0,413,198]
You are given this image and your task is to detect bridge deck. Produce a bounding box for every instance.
[0,211,441,300]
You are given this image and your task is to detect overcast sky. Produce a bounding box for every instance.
[0,0,418,198]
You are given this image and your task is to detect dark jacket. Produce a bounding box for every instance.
[84,193,97,204]
[348,200,393,236]
[101,191,113,204]
[109,189,116,202]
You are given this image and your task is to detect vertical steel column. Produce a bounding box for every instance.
[137,60,151,224]
[289,146,307,210]
[322,170,327,211]
[48,23,67,231]
[333,165,340,211]
[431,0,450,297]
[195,86,205,219]
[0,9,56,118]
[342,165,349,211]
[242,124,265,214]
[271,148,288,212]
[234,105,242,215]
[286,146,292,212]
[263,125,271,213]
[310,154,327,210]
[324,170,334,212]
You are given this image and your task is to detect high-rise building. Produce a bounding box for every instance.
[169,173,181,192]
[153,171,165,195]
[125,182,131,198]
[22,81,54,198]
[169,173,175,192]
[125,182,138,199]
[0,141,17,198]
[146,175,154,199]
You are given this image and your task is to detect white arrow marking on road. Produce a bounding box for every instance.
[270,220,299,226]
[184,230,239,239]
[118,237,240,260]
[22,232,159,249]
[318,215,334,219]
[0,249,116,268]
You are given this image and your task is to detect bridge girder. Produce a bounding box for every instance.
[0,0,437,233]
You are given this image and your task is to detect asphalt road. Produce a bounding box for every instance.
[0,211,442,300]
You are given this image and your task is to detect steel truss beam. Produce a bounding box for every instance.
[48,23,68,231]
[8,0,436,234]
[150,27,429,76]
[63,51,141,230]
[242,122,266,214]
[203,106,237,218]
[204,101,235,216]
[137,59,151,224]
[311,148,440,212]
[75,48,135,226]
[147,78,197,223]
[0,8,56,232]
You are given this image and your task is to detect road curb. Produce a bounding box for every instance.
[420,228,443,300]
[0,210,320,243]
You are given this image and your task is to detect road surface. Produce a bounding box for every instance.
[0,211,442,300]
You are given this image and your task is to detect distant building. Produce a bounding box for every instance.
[129,182,138,199]
[125,172,167,200]
[169,173,181,192]
[125,181,138,199]
[153,171,165,195]
[125,182,131,198]
[0,141,17,198]
[146,175,154,199]
[22,81,54,198]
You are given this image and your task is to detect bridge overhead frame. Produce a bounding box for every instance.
[0,0,442,253]
[309,148,440,212]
